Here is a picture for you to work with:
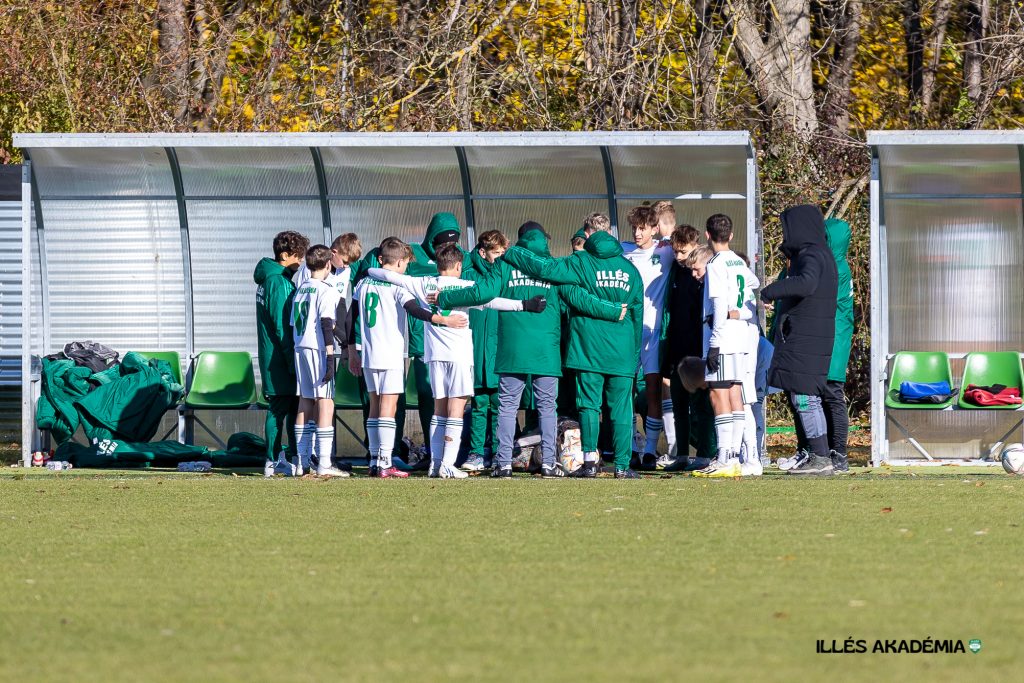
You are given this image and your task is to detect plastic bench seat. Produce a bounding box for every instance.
[885,351,954,410]
[957,352,1024,410]
[184,351,257,409]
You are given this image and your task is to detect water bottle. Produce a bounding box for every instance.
[46,461,72,471]
[177,461,212,472]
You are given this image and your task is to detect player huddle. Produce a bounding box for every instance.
[254,201,826,479]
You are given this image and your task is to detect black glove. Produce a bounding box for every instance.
[322,354,337,383]
[523,295,547,313]
[706,347,720,375]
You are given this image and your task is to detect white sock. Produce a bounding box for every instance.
[442,417,463,468]
[316,427,334,470]
[583,451,599,464]
[643,416,663,455]
[430,416,446,466]
[742,405,757,463]
[714,414,733,464]
[294,424,313,468]
[731,410,746,455]
[661,399,676,453]
[366,418,380,468]
[378,417,397,469]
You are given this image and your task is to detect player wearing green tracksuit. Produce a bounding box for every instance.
[502,230,644,478]
[254,231,309,474]
[463,246,501,469]
[438,225,626,476]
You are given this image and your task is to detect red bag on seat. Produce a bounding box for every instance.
[963,384,1022,407]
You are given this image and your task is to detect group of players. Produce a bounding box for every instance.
[254,201,812,479]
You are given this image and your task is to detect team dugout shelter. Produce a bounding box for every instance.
[13,131,761,466]
[869,131,1024,466]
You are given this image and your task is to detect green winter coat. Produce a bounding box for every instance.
[353,211,472,358]
[464,250,500,389]
[502,230,644,378]
[439,229,626,378]
[254,258,297,396]
[825,218,854,382]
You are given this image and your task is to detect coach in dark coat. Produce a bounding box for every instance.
[761,205,839,475]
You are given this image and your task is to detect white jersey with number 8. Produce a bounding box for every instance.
[354,277,414,371]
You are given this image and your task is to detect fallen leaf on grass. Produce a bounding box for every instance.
[605,507,625,513]
[974,529,988,536]
[975,482,985,487]
[773,612,788,619]
[880,507,893,513]
[849,600,866,608]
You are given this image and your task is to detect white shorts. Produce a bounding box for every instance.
[429,360,474,399]
[639,328,661,376]
[295,348,334,400]
[741,358,757,405]
[364,368,405,396]
[705,352,747,386]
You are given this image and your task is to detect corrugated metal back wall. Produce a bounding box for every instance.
[0,195,22,431]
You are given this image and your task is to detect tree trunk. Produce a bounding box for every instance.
[920,0,954,117]
[728,0,818,139]
[824,0,863,136]
[964,0,988,107]
[903,0,924,111]
[694,0,724,126]
[155,0,191,124]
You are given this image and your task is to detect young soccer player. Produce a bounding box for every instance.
[662,225,716,471]
[621,205,675,470]
[352,238,469,478]
[367,243,544,478]
[461,230,509,472]
[291,245,348,477]
[690,214,753,478]
[255,230,309,477]
[652,200,677,241]
[437,222,627,479]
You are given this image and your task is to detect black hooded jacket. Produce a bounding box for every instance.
[761,205,838,396]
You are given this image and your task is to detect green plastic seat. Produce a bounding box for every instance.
[957,352,1024,410]
[133,351,184,387]
[184,351,258,409]
[885,352,954,410]
[334,370,363,410]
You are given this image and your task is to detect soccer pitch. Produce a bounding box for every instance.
[3,468,1023,682]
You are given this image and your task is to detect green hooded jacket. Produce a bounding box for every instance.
[502,231,644,377]
[825,218,854,382]
[465,249,500,389]
[353,211,471,358]
[254,257,297,396]
[439,229,626,377]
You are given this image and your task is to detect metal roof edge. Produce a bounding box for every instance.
[13,130,752,149]
[867,130,1024,146]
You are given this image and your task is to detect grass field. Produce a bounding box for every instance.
[3,466,1023,682]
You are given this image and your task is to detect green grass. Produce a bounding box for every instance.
[2,467,1023,682]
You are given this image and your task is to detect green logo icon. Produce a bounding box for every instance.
[969,639,982,654]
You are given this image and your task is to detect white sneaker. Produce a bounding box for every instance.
[779,451,809,472]
[439,464,468,479]
[656,454,675,468]
[263,460,276,478]
[740,460,764,476]
[316,465,350,478]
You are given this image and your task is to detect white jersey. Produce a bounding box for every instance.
[366,268,523,365]
[703,249,752,355]
[354,277,414,371]
[739,265,761,356]
[291,279,341,351]
[621,242,674,332]
[325,265,354,307]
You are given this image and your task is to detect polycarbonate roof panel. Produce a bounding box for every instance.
[464,146,606,196]
[879,144,1022,196]
[473,199,608,256]
[188,200,322,359]
[41,199,186,353]
[29,147,174,198]
[330,200,467,251]
[610,145,748,196]
[320,147,462,197]
[176,147,318,197]
[883,197,1024,352]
